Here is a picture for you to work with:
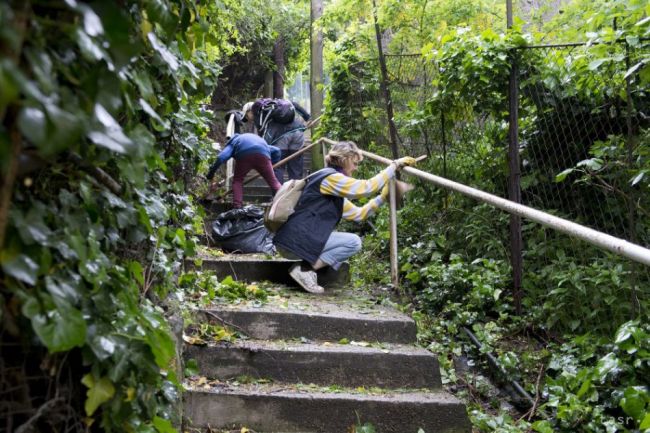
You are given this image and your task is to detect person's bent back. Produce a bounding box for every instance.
[206,133,281,208]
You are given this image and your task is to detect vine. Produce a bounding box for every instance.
[0,1,230,431]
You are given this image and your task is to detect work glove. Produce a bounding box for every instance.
[393,156,417,169]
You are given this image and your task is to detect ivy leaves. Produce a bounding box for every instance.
[82,374,116,416]
[0,0,224,430]
[540,321,650,432]
[22,293,86,353]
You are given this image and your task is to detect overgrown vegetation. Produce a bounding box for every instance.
[2,0,648,431]
[0,0,305,431]
[327,0,649,431]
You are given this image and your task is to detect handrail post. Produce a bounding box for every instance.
[225,114,236,193]
[388,178,399,288]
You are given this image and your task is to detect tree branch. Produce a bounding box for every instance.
[14,397,64,433]
[67,152,123,195]
[0,119,23,250]
[0,2,30,251]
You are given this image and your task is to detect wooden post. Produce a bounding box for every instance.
[624,40,640,317]
[389,179,399,288]
[310,0,324,171]
[441,110,448,209]
[224,115,236,192]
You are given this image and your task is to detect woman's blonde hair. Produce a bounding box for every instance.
[325,141,363,168]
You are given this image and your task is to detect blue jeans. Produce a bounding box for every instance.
[277,231,362,271]
[273,132,305,183]
[318,232,362,270]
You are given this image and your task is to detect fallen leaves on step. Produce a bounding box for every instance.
[182,334,207,346]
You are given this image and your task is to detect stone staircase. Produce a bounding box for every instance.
[182,254,471,432]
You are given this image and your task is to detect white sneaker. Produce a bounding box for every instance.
[289,264,324,294]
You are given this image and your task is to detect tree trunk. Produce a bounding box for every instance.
[310,0,324,170]
[372,0,399,160]
[0,2,30,250]
[273,36,285,98]
[507,0,523,315]
[264,70,274,98]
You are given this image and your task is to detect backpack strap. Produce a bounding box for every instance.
[305,167,337,183]
[300,167,338,200]
[258,100,277,134]
[266,127,307,146]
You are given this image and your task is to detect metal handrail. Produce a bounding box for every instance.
[214,140,319,200]
[320,138,650,284]
[353,147,650,268]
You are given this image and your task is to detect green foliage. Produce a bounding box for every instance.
[523,251,637,334]
[426,27,520,117]
[543,0,650,49]
[319,37,383,145]
[211,0,309,105]
[539,321,650,432]
[402,254,509,319]
[178,271,269,306]
[0,0,234,431]
[332,1,648,433]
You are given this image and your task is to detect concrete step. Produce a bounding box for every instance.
[194,287,416,344]
[245,177,274,188]
[186,254,350,289]
[244,185,275,196]
[185,339,441,389]
[183,381,470,433]
[198,199,232,215]
[240,194,272,204]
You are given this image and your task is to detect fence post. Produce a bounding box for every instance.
[310,0,324,171]
[507,1,523,315]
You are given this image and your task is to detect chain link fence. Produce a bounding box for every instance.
[342,40,649,327]
[518,43,648,241]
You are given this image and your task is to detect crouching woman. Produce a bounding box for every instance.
[273,141,415,293]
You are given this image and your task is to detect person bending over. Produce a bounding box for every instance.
[242,100,311,183]
[206,133,281,208]
[273,141,416,293]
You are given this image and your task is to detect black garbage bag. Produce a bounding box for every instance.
[211,205,275,254]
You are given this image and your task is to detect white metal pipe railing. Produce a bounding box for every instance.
[354,148,650,267]
[224,114,237,192]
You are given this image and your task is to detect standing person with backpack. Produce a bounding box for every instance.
[272,141,417,294]
[242,99,311,183]
[206,133,282,209]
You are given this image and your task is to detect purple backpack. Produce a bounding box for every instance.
[252,98,296,132]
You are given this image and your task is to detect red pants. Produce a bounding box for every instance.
[232,153,281,208]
